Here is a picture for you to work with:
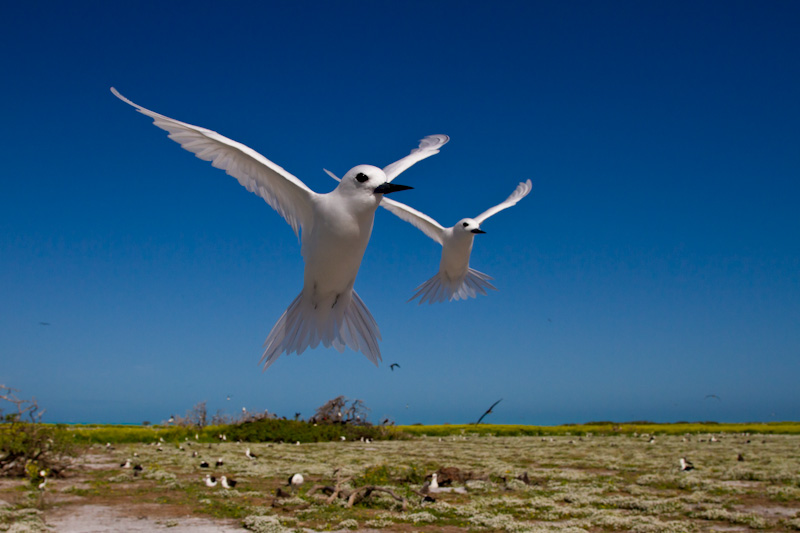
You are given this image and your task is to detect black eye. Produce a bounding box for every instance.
[462,222,469,227]
[356,172,369,183]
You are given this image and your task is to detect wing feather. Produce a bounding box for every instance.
[473,179,533,225]
[112,88,314,236]
[382,134,449,182]
[380,197,446,245]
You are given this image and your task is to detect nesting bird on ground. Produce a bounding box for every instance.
[203,475,218,487]
[120,460,131,468]
[215,458,224,467]
[288,473,304,488]
[430,473,439,489]
[245,448,257,460]
[220,475,237,489]
[200,461,210,468]
[114,88,446,367]
[380,180,532,303]
[679,457,694,471]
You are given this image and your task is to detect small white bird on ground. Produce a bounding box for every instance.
[204,475,218,487]
[329,174,530,303]
[245,447,257,460]
[288,473,304,487]
[113,88,445,367]
[220,475,237,489]
[430,473,439,489]
[679,457,694,471]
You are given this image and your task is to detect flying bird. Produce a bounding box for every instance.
[705,394,721,401]
[475,398,503,425]
[112,88,447,368]
[380,180,532,303]
[389,363,400,371]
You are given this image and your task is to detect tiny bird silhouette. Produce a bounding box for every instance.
[475,399,503,424]
[390,363,400,371]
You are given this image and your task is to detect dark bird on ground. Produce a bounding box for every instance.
[474,398,502,424]
[215,458,224,467]
[390,363,400,371]
[200,461,210,468]
[738,453,745,461]
[133,464,143,472]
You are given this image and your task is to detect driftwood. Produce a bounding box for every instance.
[306,473,408,510]
[346,485,408,510]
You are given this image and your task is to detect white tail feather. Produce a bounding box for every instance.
[409,268,497,305]
[261,290,382,369]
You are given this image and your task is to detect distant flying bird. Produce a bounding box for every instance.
[679,457,694,471]
[220,475,237,489]
[203,475,218,487]
[390,363,400,371]
[381,180,532,303]
[705,394,721,401]
[113,88,446,368]
[475,399,503,425]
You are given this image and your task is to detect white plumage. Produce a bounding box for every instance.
[380,180,532,303]
[112,88,447,368]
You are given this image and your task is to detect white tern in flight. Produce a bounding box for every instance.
[381,179,532,303]
[111,88,448,368]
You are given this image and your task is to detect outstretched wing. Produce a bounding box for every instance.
[382,134,450,183]
[380,197,446,245]
[112,88,314,236]
[475,398,503,425]
[473,179,532,225]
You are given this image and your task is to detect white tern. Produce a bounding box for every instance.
[111,88,448,368]
[381,179,532,303]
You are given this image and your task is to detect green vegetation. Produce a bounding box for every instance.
[398,421,800,437]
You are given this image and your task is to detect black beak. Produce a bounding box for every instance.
[374,182,413,195]
[471,229,486,234]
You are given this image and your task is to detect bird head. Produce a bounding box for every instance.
[340,165,412,199]
[456,218,486,235]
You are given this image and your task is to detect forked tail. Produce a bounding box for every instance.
[409,267,497,304]
[260,290,382,369]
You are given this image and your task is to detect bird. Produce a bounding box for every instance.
[215,458,224,467]
[389,363,400,371]
[200,461,210,468]
[288,473,304,487]
[245,448,257,460]
[203,475,218,487]
[380,179,532,303]
[120,460,131,468]
[705,394,721,401]
[220,475,237,489]
[429,473,439,489]
[112,88,445,368]
[679,457,694,471]
[475,399,503,424]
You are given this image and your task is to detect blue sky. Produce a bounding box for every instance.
[2,1,798,425]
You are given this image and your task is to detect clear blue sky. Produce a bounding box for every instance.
[2,1,798,426]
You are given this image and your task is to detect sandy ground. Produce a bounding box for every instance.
[45,504,243,532]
